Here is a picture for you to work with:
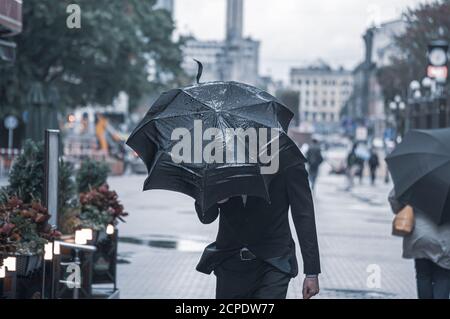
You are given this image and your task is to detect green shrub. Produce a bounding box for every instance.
[76,159,110,193]
[1,140,76,214]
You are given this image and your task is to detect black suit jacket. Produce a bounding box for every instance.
[195,161,321,277]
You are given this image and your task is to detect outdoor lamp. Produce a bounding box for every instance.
[389,101,397,111]
[4,257,16,272]
[413,90,422,99]
[44,242,53,260]
[409,80,421,91]
[106,224,115,235]
[75,230,87,245]
[394,95,402,103]
[81,228,93,241]
[53,241,61,255]
[399,102,406,111]
[421,77,433,88]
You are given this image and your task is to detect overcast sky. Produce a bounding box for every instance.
[174,0,430,84]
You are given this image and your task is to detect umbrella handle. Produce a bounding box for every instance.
[193,59,203,84]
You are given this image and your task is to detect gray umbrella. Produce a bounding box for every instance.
[386,128,450,224]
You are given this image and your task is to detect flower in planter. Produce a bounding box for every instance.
[0,196,61,256]
[79,184,128,231]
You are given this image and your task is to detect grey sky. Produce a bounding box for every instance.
[174,0,430,83]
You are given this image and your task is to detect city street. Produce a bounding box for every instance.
[111,161,417,299]
[1,0,449,305]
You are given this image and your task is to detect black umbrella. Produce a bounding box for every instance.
[386,128,450,224]
[127,69,304,211]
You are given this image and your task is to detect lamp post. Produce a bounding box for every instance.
[389,95,406,143]
[409,80,421,129]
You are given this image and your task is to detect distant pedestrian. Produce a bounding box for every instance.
[368,149,380,186]
[306,139,323,191]
[389,189,450,299]
[355,156,365,185]
[345,144,358,190]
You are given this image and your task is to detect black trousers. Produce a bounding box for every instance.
[214,255,291,299]
[415,258,450,299]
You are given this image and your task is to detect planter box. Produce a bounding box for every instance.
[0,271,16,299]
[16,254,42,277]
[92,229,118,288]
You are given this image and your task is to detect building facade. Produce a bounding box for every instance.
[345,19,406,138]
[290,60,353,133]
[181,0,261,86]
[0,0,22,64]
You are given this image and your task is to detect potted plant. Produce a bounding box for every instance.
[0,140,77,235]
[79,184,128,234]
[0,197,61,276]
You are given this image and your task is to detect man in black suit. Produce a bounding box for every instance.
[195,160,321,299]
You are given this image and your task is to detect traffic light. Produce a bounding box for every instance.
[427,40,449,83]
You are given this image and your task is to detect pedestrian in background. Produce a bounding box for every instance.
[368,148,380,186]
[345,144,358,191]
[355,156,365,185]
[389,190,450,299]
[306,139,323,191]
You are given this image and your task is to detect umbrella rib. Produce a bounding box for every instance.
[153,110,211,121]
[226,100,276,112]
[224,112,283,132]
[182,90,219,111]
[387,150,450,159]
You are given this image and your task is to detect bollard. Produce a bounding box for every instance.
[44,129,60,228]
[43,129,60,299]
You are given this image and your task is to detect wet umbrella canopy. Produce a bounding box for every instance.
[127,80,304,211]
[386,128,450,224]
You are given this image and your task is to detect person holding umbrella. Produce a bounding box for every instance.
[387,128,450,299]
[194,155,320,299]
[127,63,321,299]
[389,191,450,299]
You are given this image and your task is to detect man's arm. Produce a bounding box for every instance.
[194,201,220,224]
[286,162,321,275]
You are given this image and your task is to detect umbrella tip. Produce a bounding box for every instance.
[193,59,203,84]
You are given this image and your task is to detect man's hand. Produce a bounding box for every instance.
[302,276,319,299]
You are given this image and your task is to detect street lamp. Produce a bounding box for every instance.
[389,95,406,143]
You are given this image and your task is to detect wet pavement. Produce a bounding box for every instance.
[110,162,416,299]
